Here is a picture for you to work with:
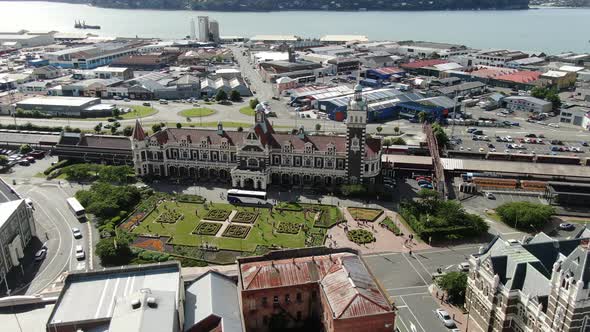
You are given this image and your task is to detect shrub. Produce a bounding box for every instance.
[380,217,402,235]
[222,225,251,238]
[232,211,258,223]
[204,209,231,221]
[496,202,555,231]
[347,229,375,244]
[276,222,301,234]
[44,159,72,175]
[193,222,222,236]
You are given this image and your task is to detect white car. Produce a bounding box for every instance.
[548,123,560,128]
[75,245,85,260]
[458,262,470,272]
[435,309,456,328]
[72,228,82,239]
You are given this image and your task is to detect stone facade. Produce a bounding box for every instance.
[131,87,381,190]
[466,233,590,332]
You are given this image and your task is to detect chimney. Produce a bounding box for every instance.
[147,297,158,308]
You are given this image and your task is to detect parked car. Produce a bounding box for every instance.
[559,223,575,231]
[75,245,85,260]
[123,98,130,102]
[34,247,47,261]
[142,102,151,107]
[420,183,434,189]
[486,192,495,199]
[458,262,470,272]
[159,99,168,104]
[548,123,560,128]
[435,309,456,328]
[72,227,83,239]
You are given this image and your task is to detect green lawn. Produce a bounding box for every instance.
[348,207,383,221]
[239,106,255,116]
[178,108,216,117]
[120,105,157,119]
[131,201,334,252]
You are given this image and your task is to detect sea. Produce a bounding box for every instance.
[1,1,590,53]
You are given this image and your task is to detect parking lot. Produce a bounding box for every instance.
[365,245,480,332]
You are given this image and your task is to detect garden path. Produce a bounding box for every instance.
[327,209,431,254]
[214,210,238,237]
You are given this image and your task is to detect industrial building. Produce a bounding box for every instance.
[504,96,552,113]
[0,30,55,48]
[53,132,133,165]
[15,96,114,117]
[44,40,146,69]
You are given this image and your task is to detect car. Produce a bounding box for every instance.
[488,144,495,149]
[75,245,85,260]
[72,227,82,239]
[490,148,496,152]
[559,223,575,231]
[113,96,122,100]
[192,103,200,107]
[548,123,560,128]
[25,198,33,208]
[418,180,432,186]
[420,183,434,189]
[496,112,507,117]
[123,98,130,102]
[142,102,151,107]
[525,134,537,138]
[416,176,432,182]
[582,141,589,147]
[485,192,495,199]
[34,248,47,261]
[435,309,456,328]
[458,262,470,272]
[479,147,484,152]
[26,156,35,162]
[159,99,168,104]
[19,160,30,166]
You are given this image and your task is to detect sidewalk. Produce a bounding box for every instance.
[327,209,430,254]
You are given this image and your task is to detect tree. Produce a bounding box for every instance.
[418,111,427,124]
[95,231,134,266]
[122,126,133,136]
[0,155,8,166]
[112,108,121,118]
[416,189,441,212]
[237,126,244,132]
[19,144,32,154]
[545,89,562,111]
[94,122,103,133]
[390,137,406,145]
[76,182,141,219]
[376,126,383,134]
[393,126,400,134]
[315,123,321,132]
[152,123,162,133]
[432,123,449,148]
[530,86,547,99]
[110,126,117,134]
[496,201,555,231]
[249,98,260,110]
[98,165,133,184]
[215,89,228,102]
[230,90,241,102]
[436,272,467,305]
[176,122,182,128]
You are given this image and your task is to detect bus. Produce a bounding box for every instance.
[66,197,86,220]
[227,189,267,205]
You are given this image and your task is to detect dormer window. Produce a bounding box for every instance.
[283,142,292,153]
[304,143,313,154]
[327,143,336,155]
[221,138,229,149]
[200,138,208,148]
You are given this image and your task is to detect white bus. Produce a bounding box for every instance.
[227,189,267,205]
[66,197,86,220]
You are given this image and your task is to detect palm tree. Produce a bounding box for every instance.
[376,126,383,134]
[418,111,427,124]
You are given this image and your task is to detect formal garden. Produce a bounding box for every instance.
[347,229,376,244]
[127,198,344,254]
[347,207,384,222]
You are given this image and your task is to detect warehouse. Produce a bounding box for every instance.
[545,182,590,206]
[16,96,114,117]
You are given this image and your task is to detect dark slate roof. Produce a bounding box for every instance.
[79,135,132,150]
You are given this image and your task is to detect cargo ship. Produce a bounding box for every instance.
[74,20,101,30]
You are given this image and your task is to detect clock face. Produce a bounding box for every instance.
[256,113,262,122]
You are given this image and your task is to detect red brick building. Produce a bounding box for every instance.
[237,248,395,332]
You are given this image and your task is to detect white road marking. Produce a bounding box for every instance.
[95,278,111,318]
[402,253,429,286]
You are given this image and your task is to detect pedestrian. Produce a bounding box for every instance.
[409,249,412,256]
[45,232,48,240]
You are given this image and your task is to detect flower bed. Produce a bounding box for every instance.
[193,222,222,236]
[348,207,383,222]
[204,209,231,221]
[120,212,145,231]
[380,217,402,235]
[232,211,258,224]
[276,221,301,234]
[347,229,375,244]
[177,194,205,204]
[156,210,183,224]
[132,236,173,252]
[222,224,251,239]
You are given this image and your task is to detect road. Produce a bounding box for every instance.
[365,245,481,332]
[0,157,95,296]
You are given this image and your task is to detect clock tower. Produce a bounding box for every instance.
[345,84,367,184]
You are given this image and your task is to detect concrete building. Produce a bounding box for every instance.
[249,35,301,43]
[237,247,395,332]
[132,87,381,189]
[32,65,61,80]
[0,199,36,289]
[198,16,210,42]
[200,77,250,98]
[0,31,54,48]
[209,20,220,43]
[560,106,590,128]
[15,96,114,117]
[45,262,184,332]
[190,18,196,40]
[466,231,590,332]
[540,70,577,90]
[44,40,145,69]
[504,96,552,114]
[93,66,134,80]
[319,35,369,45]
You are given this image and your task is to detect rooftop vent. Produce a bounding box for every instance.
[147,297,158,308]
[131,299,141,310]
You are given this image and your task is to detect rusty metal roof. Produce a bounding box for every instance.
[240,253,391,319]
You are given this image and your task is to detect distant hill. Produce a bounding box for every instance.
[31,0,530,11]
[530,0,590,7]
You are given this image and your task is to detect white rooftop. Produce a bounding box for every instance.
[94,66,129,73]
[320,35,369,43]
[17,96,99,107]
[215,68,241,74]
[542,70,568,78]
[0,200,24,230]
[559,65,584,73]
[250,35,300,42]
